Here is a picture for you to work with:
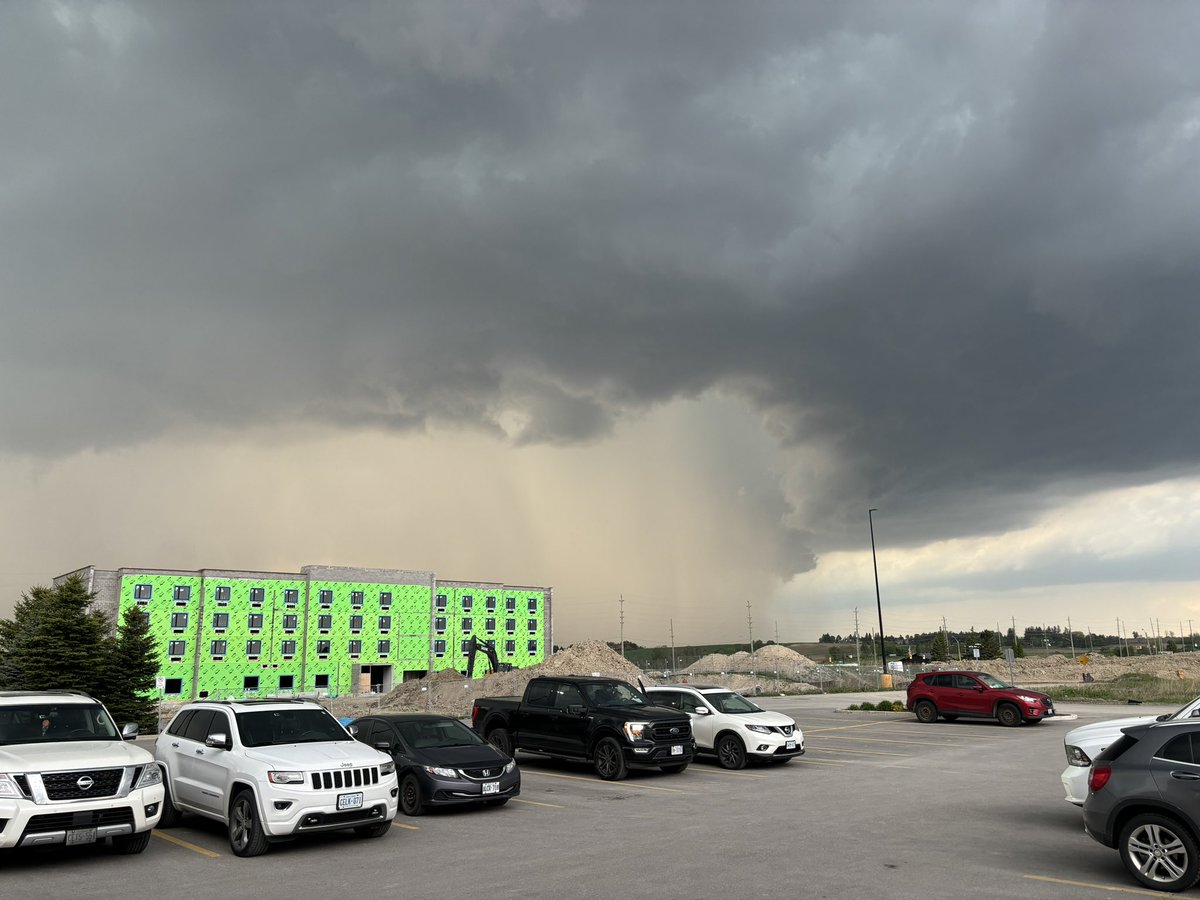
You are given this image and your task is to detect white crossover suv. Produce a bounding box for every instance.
[0,690,164,853]
[155,699,398,856]
[645,685,804,769]
[1062,695,1200,805]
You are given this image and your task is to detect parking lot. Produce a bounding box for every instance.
[0,695,1177,899]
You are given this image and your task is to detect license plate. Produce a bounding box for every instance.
[482,781,500,795]
[337,792,363,811]
[1045,710,1054,717]
[671,744,684,756]
[785,740,796,750]
[65,828,97,846]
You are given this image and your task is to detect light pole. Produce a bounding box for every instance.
[869,508,886,684]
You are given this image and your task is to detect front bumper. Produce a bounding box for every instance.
[0,785,164,849]
[1061,765,1089,806]
[423,770,521,807]
[258,779,398,838]
[623,740,696,767]
[745,733,805,759]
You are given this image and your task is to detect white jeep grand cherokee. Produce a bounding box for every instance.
[155,699,398,856]
[0,690,164,853]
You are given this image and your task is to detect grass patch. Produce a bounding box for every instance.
[1052,673,1200,705]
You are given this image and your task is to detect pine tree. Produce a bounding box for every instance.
[980,629,1001,660]
[0,577,110,692]
[99,606,160,731]
[1012,635,1026,658]
[930,629,951,661]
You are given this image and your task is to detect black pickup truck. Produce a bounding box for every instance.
[470,676,694,780]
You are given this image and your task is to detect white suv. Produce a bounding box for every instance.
[0,690,164,853]
[155,699,398,856]
[645,685,804,769]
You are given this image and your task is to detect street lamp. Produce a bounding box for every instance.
[868,508,885,683]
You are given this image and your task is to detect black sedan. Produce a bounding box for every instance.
[350,713,520,816]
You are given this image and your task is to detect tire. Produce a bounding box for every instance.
[940,714,958,722]
[914,700,938,724]
[484,798,510,807]
[157,777,183,828]
[111,830,152,855]
[593,736,628,781]
[716,734,747,770]
[228,790,270,858]
[487,728,512,756]
[399,773,425,816]
[1119,813,1200,892]
[996,703,1023,727]
[354,821,393,839]
[659,763,688,774]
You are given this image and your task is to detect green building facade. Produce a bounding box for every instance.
[57,564,551,700]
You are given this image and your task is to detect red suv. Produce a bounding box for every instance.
[905,670,1054,727]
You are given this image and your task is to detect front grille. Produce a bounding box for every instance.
[41,768,124,800]
[310,767,380,790]
[651,721,692,742]
[22,807,134,838]
[460,766,503,780]
[295,804,386,830]
[778,724,794,736]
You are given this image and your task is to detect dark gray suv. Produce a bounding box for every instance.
[1083,719,1200,892]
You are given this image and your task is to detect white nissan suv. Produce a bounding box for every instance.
[155,699,398,856]
[0,690,164,853]
[645,685,804,769]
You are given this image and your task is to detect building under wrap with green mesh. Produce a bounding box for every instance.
[56,564,551,701]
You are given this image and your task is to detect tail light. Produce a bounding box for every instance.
[1089,764,1112,792]
[471,703,481,727]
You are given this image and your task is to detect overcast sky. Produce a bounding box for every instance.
[4,1,1200,648]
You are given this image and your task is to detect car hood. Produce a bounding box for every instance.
[727,711,798,728]
[595,704,686,721]
[410,744,511,769]
[243,741,389,769]
[1064,714,1162,750]
[0,739,154,771]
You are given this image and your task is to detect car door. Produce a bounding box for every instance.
[549,682,589,753]
[189,709,235,816]
[1150,730,1200,809]
[518,680,559,751]
[171,709,215,810]
[952,674,991,715]
[680,691,718,749]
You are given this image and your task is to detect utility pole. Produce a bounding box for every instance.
[670,619,676,673]
[746,601,755,674]
[619,594,625,658]
[1067,616,1075,658]
[854,608,861,666]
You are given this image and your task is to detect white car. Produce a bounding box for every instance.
[0,691,164,853]
[155,699,398,856]
[1061,695,1200,805]
[645,685,803,769]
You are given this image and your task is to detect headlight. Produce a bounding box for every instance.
[1066,745,1091,767]
[135,765,163,788]
[267,771,306,784]
[1017,695,1041,705]
[745,724,773,734]
[379,759,396,776]
[504,759,516,774]
[623,721,652,742]
[0,774,21,798]
[424,766,458,778]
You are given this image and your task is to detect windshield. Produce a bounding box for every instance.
[704,691,764,714]
[582,681,648,707]
[976,673,1009,689]
[397,718,485,750]
[237,708,352,747]
[0,702,120,745]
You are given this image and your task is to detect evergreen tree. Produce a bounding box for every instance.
[930,629,951,661]
[979,629,1001,660]
[0,576,109,692]
[1012,635,1026,658]
[100,606,160,731]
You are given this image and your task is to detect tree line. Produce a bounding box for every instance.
[0,575,159,730]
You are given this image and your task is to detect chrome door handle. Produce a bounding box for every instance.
[1171,772,1200,781]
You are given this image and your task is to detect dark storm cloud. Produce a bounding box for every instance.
[4,1,1200,561]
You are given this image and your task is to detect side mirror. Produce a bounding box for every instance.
[1191,709,1200,718]
[694,707,710,715]
[205,733,232,750]
[121,722,139,740]
[976,686,988,692]
[347,724,359,737]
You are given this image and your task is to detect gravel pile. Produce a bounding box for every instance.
[691,644,817,675]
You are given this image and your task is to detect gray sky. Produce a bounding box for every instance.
[4,1,1200,647]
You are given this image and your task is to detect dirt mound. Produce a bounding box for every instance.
[691,645,816,674]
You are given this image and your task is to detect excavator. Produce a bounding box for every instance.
[464,635,513,678]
